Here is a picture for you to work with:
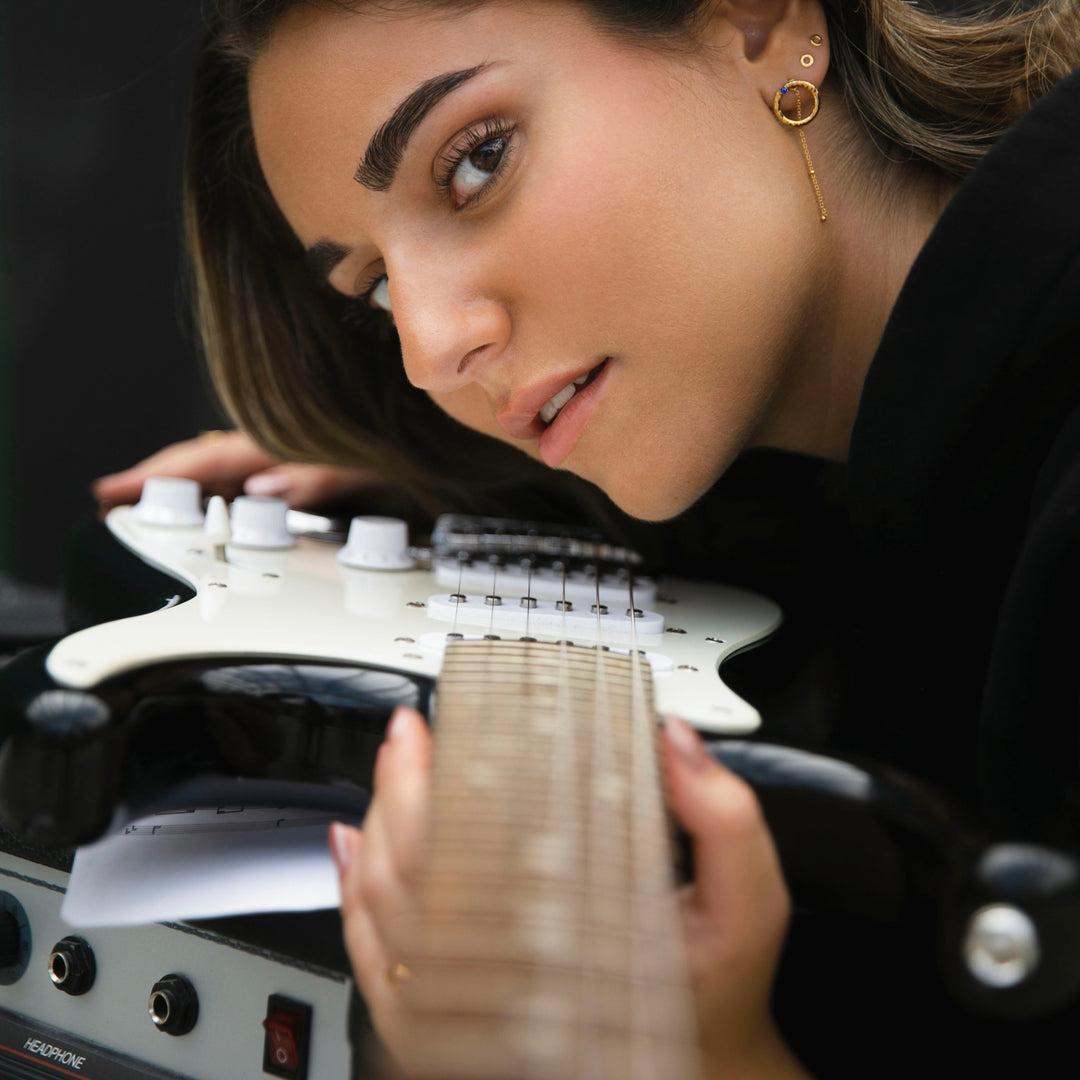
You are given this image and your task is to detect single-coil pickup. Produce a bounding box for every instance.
[425,593,664,637]
[432,558,657,606]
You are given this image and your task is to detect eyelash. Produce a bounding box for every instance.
[434,116,517,209]
[339,285,390,332]
[339,117,516,325]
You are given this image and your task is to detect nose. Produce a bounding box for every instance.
[389,262,511,395]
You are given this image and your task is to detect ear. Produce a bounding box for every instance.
[714,0,830,109]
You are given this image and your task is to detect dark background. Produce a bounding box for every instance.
[0,0,222,589]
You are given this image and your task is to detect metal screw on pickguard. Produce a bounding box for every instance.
[666,627,687,634]
[677,665,699,672]
[706,636,726,644]
[407,601,425,608]
[394,637,415,643]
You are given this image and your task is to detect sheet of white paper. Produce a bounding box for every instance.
[61,805,361,928]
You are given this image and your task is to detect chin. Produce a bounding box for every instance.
[601,478,703,524]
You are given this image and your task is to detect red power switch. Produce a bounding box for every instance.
[262,995,312,1079]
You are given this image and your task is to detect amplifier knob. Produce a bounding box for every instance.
[132,477,205,527]
[229,496,295,549]
[0,893,31,985]
[337,516,414,570]
[0,911,20,968]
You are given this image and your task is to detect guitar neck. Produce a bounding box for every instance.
[398,639,702,1080]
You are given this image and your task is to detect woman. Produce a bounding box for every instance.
[96,0,1080,1073]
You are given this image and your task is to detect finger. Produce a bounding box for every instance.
[355,708,432,933]
[243,463,382,509]
[662,716,788,930]
[370,706,432,876]
[92,432,277,502]
[329,825,400,1029]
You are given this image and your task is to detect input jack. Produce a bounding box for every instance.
[48,936,95,996]
[148,973,198,1036]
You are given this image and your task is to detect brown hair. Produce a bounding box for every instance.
[184,0,1079,523]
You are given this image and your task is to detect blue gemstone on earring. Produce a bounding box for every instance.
[780,86,788,94]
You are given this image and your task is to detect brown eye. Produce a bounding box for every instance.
[451,136,508,203]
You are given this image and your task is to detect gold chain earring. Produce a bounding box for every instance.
[772,79,827,222]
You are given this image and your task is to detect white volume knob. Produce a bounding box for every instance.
[132,477,204,527]
[337,516,414,570]
[229,496,294,549]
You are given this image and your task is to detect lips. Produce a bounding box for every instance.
[496,358,609,440]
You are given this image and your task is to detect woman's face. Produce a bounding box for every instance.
[250,1,822,520]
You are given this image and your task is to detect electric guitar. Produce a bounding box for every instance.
[0,484,1077,1057]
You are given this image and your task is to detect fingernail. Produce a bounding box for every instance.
[243,472,292,498]
[664,714,709,771]
[328,822,359,874]
[386,705,413,743]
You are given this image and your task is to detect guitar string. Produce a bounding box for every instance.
[523,556,535,639]
[450,553,465,639]
[626,566,653,1080]
[487,557,499,639]
[542,558,579,1077]
[581,560,619,1079]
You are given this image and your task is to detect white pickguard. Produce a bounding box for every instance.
[46,507,782,734]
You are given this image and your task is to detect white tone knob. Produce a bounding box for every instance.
[132,477,204,527]
[228,496,294,549]
[203,496,231,547]
[337,516,414,570]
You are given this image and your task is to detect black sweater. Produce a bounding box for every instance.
[844,64,1080,846]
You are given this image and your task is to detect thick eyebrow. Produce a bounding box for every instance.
[354,63,491,191]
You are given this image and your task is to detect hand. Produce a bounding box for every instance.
[331,708,811,1079]
[92,430,380,513]
[662,715,811,1079]
[330,706,430,1066]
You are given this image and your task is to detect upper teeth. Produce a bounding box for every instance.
[539,374,590,424]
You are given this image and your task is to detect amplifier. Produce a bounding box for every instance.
[0,842,358,1080]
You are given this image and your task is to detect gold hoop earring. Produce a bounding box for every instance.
[773,79,827,222]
